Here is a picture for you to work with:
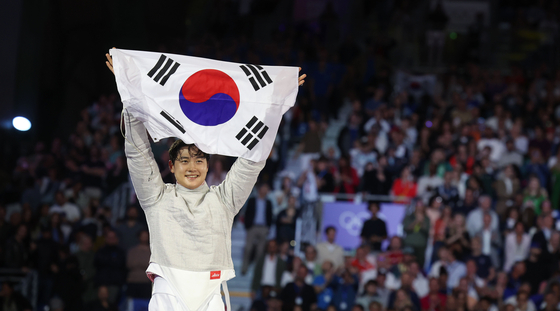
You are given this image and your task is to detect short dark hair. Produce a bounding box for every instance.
[325,226,336,234]
[168,140,210,164]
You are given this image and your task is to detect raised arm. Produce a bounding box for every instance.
[107,52,164,208]
[214,158,266,215]
[123,110,165,208]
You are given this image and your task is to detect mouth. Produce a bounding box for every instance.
[185,175,199,181]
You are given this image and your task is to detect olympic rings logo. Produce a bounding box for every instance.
[338,211,370,236]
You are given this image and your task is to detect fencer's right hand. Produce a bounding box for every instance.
[105,47,116,75]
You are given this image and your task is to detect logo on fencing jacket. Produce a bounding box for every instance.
[210,271,221,280]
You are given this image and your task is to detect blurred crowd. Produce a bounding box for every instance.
[2,1,560,311]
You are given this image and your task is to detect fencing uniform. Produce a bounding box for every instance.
[124,111,265,310]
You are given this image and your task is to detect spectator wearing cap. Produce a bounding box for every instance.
[316,226,345,270]
[360,202,387,252]
[466,195,499,238]
[403,200,430,267]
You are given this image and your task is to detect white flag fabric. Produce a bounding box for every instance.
[110,48,299,162]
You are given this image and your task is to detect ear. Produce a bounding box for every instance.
[168,160,175,173]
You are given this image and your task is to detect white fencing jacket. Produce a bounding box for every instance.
[124,110,265,309]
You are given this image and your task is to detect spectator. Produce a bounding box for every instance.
[499,139,524,169]
[32,225,59,308]
[446,213,471,261]
[467,237,494,282]
[275,195,299,244]
[435,171,460,208]
[316,226,345,270]
[126,229,151,299]
[242,183,273,275]
[387,272,422,311]
[76,234,97,305]
[455,188,478,216]
[361,156,392,196]
[504,222,531,272]
[403,200,431,267]
[313,260,335,310]
[280,265,317,311]
[360,202,388,252]
[355,280,385,311]
[206,157,227,187]
[331,269,359,311]
[466,195,499,238]
[391,166,417,202]
[417,165,444,204]
[4,224,29,270]
[409,261,430,299]
[85,285,118,311]
[302,245,320,276]
[338,113,366,156]
[51,245,82,310]
[333,155,360,195]
[420,277,447,311]
[523,245,548,296]
[50,190,81,223]
[251,240,286,298]
[115,206,145,251]
[531,215,555,255]
[94,229,126,304]
[522,175,548,215]
[0,282,32,311]
[494,164,521,220]
[272,174,298,216]
[473,212,502,268]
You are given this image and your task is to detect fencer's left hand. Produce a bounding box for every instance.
[299,67,306,86]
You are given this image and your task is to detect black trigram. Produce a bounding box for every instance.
[160,110,185,134]
[239,64,273,91]
[147,54,180,86]
[235,116,269,150]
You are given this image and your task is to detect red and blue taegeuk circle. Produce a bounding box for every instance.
[178,69,240,126]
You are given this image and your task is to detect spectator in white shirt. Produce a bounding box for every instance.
[49,190,81,223]
[504,222,531,272]
[466,195,499,238]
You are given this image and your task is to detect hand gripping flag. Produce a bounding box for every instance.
[110,48,299,162]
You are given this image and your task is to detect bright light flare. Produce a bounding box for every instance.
[12,116,31,131]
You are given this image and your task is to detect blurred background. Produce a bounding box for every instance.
[2,0,560,310]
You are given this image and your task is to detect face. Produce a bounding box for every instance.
[169,146,209,189]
